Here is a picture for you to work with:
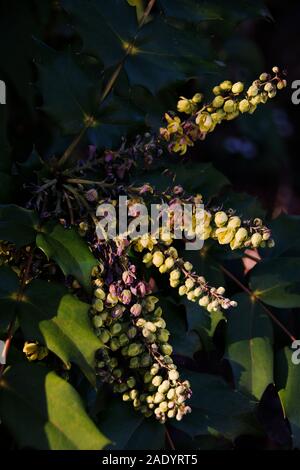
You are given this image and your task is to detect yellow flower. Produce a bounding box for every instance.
[165,113,183,135]
[23,342,48,361]
[172,135,193,155]
[196,112,215,133]
[215,227,235,244]
[214,211,228,227]
[227,216,241,228]
[177,97,195,114]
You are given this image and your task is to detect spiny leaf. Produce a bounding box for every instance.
[0,363,109,450]
[61,0,215,93]
[173,371,262,441]
[36,223,98,292]
[19,280,102,386]
[0,266,19,331]
[97,399,165,450]
[0,205,40,248]
[160,298,201,358]
[0,266,102,385]
[225,293,273,400]
[276,347,300,449]
[250,258,300,308]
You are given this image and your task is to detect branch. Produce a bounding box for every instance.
[57,0,157,169]
[219,264,296,342]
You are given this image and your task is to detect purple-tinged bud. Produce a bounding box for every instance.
[122,270,135,286]
[130,303,142,317]
[85,188,98,202]
[120,289,132,305]
[111,304,125,319]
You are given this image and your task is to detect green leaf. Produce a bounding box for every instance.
[276,347,300,449]
[61,0,215,93]
[182,297,225,352]
[0,205,39,248]
[0,363,109,450]
[36,223,98,292]
[97,399,165,450]
[0,172,13,203]
[134,163,229,201]
[0,267,101,385]
[0,107,11,173]
[225,293,273,400]
[127,0,145,22]
[160,298,201,358]
[61,0,137,68]
[19,280,102,386]
[267,214,300,258]
[250,258,300,308]
[159,0,272,23]
[0,1,51,110]
[0,266,19,331]
[37,49,142,147]
[173,371,261,441]
[17,148,44,179]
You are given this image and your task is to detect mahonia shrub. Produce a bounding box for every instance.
[0,0,298,452]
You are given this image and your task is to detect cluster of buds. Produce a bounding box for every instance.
[160,67,287,154]
[143,246,236,312]
[91,259,191,422]
[203,210,274,250]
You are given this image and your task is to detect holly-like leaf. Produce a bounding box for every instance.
[0,107,11,173]
[17,148,44,179]
[0,267,101,385]
[173,371,261,441]
[0,266,19,331]
[276,347,300,449]
[181,297,225,352]
[0,205,40,248]
[37,49,142,147]
[160,298,201,358]
[224,293,273,400]
[97,399,165,450]
[267,214,300,258]
[0,363,109,450]
[36,223,98,292]
[61,0,215,94]
[159,0,272,23]
[0,173,13,204]
[18,280,102,386]
[250,258,300,308]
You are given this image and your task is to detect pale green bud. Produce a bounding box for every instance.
[219,80,232,91]
[212,95,225,108]
[232,82,244,94]
[247,85,259,97]
[214,211,228,227]
[251,232,262,247]
[239,99,250,113]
